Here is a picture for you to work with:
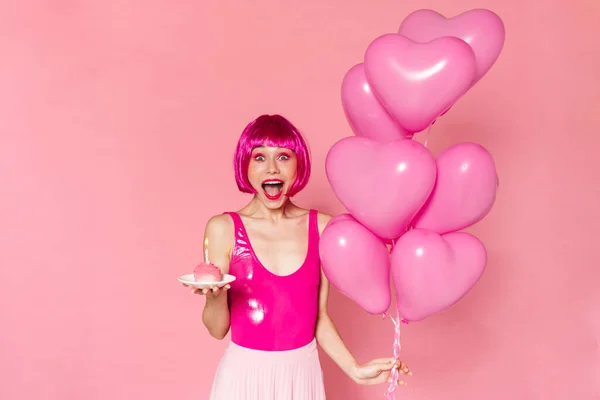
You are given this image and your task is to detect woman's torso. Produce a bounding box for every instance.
[224,209,321,351]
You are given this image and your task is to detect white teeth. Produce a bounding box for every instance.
[263,182,283,185]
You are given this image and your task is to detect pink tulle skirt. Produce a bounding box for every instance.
[209,339,326,400]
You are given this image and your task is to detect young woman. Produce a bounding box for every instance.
[186,114,410,399]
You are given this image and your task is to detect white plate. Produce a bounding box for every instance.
[177,273,236,289]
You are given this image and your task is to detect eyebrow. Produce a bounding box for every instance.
[250,146,296,156]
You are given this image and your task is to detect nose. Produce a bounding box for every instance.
[267,159,279,174]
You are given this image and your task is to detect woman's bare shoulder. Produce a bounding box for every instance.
[205,213,234,236]
[315,211,333,234]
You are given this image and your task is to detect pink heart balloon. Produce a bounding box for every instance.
[319,216,391,314]
[325,137,436,239]
[341,63,410,142]
[330,213,395,246]
[413,142,498,234]
[398,8,505,83]
[328,213,355,225]
[364,33,476,134]
[392,229,486,322]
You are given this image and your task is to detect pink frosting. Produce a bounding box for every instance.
[194,262,222,282]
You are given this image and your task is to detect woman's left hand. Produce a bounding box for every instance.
[351,358,411,386]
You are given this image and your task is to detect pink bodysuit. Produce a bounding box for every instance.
[224,210,321,351]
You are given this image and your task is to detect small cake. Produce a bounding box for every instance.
[194,262,222,282]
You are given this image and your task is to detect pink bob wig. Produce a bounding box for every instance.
[234,114,311,196]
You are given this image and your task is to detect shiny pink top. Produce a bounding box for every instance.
[224,210,321,351]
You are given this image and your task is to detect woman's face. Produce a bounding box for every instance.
[247,145,298,208]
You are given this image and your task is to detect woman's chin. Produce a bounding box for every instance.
[256,193,288,209]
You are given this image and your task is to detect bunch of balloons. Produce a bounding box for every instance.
[320,8,505,324]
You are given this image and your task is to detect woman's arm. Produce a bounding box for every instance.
[199,214,233,340]
[314,267,361,379]
[314,212,409,386]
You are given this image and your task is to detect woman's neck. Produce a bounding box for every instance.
[239,196,302,221]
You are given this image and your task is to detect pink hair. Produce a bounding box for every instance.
[234,114,311,196]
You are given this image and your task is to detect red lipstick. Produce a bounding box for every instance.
[261,179,284,201]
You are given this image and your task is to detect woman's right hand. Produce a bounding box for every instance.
[183,283,230,298]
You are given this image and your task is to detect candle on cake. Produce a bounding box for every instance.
[193,237,223,282]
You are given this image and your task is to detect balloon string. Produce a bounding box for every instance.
[381,312,402,400]
[423,122,434,148]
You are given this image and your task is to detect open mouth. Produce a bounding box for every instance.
[261,179,284,200]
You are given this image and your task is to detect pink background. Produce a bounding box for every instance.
[1,0,598,399]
